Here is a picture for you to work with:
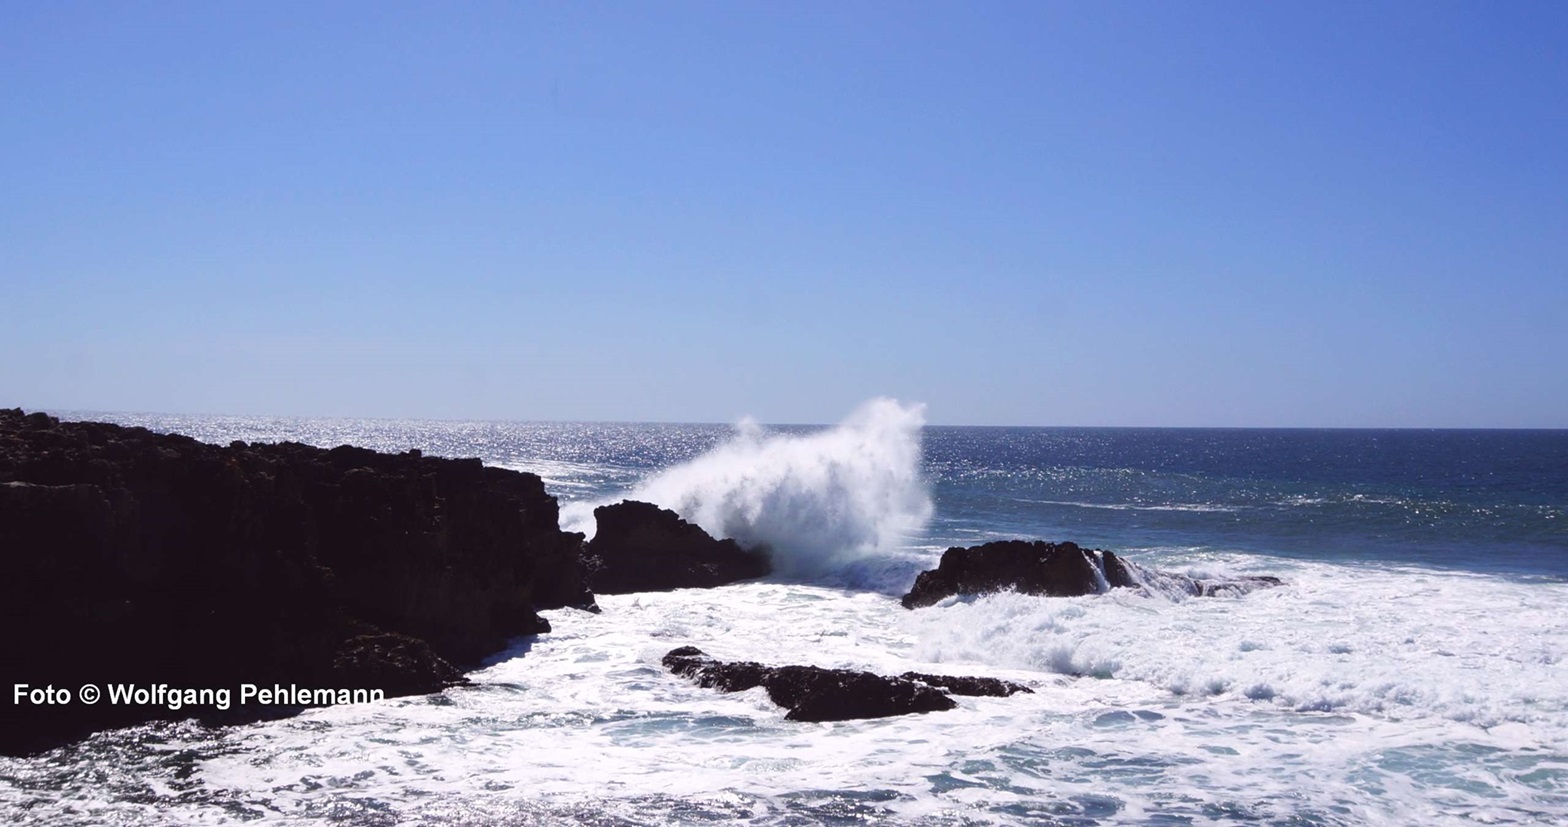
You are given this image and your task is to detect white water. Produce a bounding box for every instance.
[8,410,1565,825]
[563,398,933,580]
[12,556,1563,825]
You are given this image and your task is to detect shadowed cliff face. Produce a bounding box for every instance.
[0,408,591,755]
[583,500,771,594]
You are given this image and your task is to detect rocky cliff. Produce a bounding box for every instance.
[0,409,591,755]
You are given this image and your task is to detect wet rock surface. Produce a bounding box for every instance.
[898,672,1033,697]
[901,539,1280,608]
[663,647,1032,721]
[901,540,1134,608]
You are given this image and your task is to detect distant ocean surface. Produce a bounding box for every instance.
[4,403,1566,825]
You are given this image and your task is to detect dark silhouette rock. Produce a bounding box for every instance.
[0,408,591,755]
[900,539,1280,609]
[769,666,955,722]
[901,540,1123,608]
[663,647,774,694]
[663,647,1035,722]
[899,672,1033,697]
[584,501,770,594]
[332,633,469,695]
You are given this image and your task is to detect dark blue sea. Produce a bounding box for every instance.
[4,400,1565,825]
[926,425,1568,578]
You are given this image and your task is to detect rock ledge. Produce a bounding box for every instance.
[662,646,1031,722]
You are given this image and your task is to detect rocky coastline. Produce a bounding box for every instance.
[0,409,774,755]
[3,409,1278,753]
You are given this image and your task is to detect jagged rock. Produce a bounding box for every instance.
[584,500,770,594]
[663,647,957,721]
[770,667,955,722]
[901,540,1132,608]
[0,408,590,755]
[332,633,469,695]
[663,647,774,694]
[900,539,1280,608]
[663,647,1037,721]
[899,672,1033,697]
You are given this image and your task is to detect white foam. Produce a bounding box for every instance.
[10,416,1567,826]
[563,398,933,580]
[189,570,1568,825]
[908,554,1568,735]
[9,566,1567,825]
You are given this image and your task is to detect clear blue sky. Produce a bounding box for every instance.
[3,1,1565,427]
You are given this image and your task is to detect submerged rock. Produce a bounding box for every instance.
[899,672,1033,697]
[584,500,770,594]
[662,647,1035,721]
[662,647,958,721]
[1131,566,1284,599]
[0,408,590,755]
[900,539,1279,608]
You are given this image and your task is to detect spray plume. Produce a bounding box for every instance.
[567,398,933,581]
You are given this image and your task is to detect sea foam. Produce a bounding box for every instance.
[562,398,933,581]
[907,553,1568,734]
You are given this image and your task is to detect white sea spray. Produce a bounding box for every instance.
[12,414,1565,826]
[564,398,933,580]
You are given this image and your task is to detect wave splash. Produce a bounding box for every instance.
[566,398,933,581]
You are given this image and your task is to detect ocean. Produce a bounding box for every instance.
[3,400,1565,825]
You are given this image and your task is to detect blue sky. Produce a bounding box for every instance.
[3,1,1565,426]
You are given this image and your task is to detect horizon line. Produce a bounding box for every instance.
[19,405,1568,433]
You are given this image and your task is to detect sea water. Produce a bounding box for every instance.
[2,401,1565,825]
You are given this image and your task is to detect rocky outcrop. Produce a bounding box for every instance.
[662,647,955,721]
[583,500,770,594]
[901,539,1280,608]
[899,672,1033,697]
[662,647,1032,721]
[0,408,592,755]
[901,540,1134,608]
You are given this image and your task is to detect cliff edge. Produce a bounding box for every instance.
[0,408,591,755]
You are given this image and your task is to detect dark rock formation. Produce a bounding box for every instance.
[0,408,592,755]
[899,672,1033,697]
[332,633,468,696]
[901,540,1133,609]
[584,500,770,594]
[662,647,958,721]
[901,539,1280,608]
